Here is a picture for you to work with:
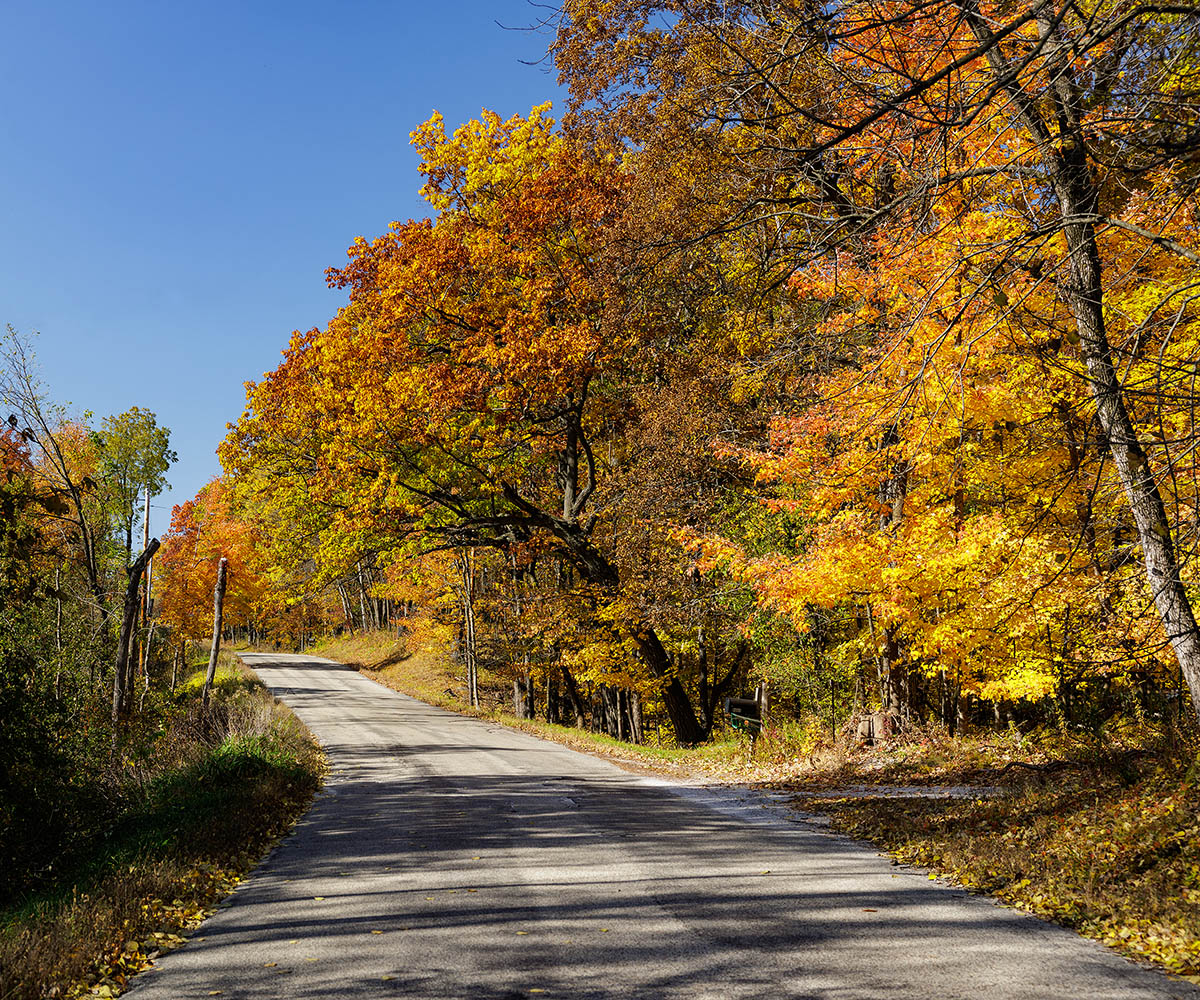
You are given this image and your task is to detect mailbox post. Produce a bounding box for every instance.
[724,695,763,739]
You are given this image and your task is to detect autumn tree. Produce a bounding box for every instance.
[223,105,723,742]
[94,407,175,564]
[556,0,1200,724]
[156,477,267,654]
[1,329,116,622]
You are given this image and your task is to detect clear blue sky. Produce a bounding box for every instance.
[0,1,563,533]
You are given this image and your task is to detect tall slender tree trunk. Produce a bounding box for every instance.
[202,557,229,709]
[54,564,62,699]
[630,690,643,744]
[457,550,479,708]
[960,0,1200,725]
[138,487,151,684]
[357,563,370,632]
[112,538,160,726]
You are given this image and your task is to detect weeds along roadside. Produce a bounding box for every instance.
[0,651,325,1000]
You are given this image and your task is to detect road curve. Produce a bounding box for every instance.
[126,653,1197,1000]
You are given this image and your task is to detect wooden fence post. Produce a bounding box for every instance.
[202,557,229,709]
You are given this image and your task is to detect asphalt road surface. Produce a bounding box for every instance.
[127,653,1199,1000]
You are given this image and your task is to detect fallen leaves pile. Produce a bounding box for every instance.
[807,763,1200,980]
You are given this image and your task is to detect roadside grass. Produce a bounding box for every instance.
[312,630,459,710]
[311,630,754,773]
[314,628,1200,979]
[0,655,324,1000]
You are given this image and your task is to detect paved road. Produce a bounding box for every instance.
[128,654,1198,999]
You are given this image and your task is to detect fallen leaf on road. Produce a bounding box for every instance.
[263,962,277,967]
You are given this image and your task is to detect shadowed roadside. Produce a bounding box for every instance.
[125,654,1200,1000]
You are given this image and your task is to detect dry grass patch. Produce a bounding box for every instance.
[803,738,1200,980]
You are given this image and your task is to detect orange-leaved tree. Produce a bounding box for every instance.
[557,0,1200,724]
[155,477,267,652]
[223,105,711,741]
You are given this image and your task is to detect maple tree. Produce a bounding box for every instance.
[555,0,1200,726]
[223,105,717,741]
[155,477,267,650]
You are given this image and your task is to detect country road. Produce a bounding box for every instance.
[126,653,1198,1000]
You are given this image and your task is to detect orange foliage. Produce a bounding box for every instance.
[155,478,267,645]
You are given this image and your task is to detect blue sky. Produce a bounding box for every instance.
[0,1,563,532]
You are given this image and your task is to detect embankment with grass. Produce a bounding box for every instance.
[313,628,1200,981]
[0,654,324,1000]
[804,732,1200,981]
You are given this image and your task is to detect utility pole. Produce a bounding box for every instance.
[139,486,151,679]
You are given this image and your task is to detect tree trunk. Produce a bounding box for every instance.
[138,486,151,686]
[112,538,160,725]
[54,564,62,699]
[457,551,479,708]
[560,663,586,727]
[546,669,559,724]
[631,626,706,746]
[357,564,370,632]
[202,557,229,709]
[959,0,1200,726]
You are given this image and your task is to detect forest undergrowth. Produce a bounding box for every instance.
[0,655,324,1000]
[314,629,1200,981]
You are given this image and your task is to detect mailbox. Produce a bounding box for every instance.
[724,696,762,735]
